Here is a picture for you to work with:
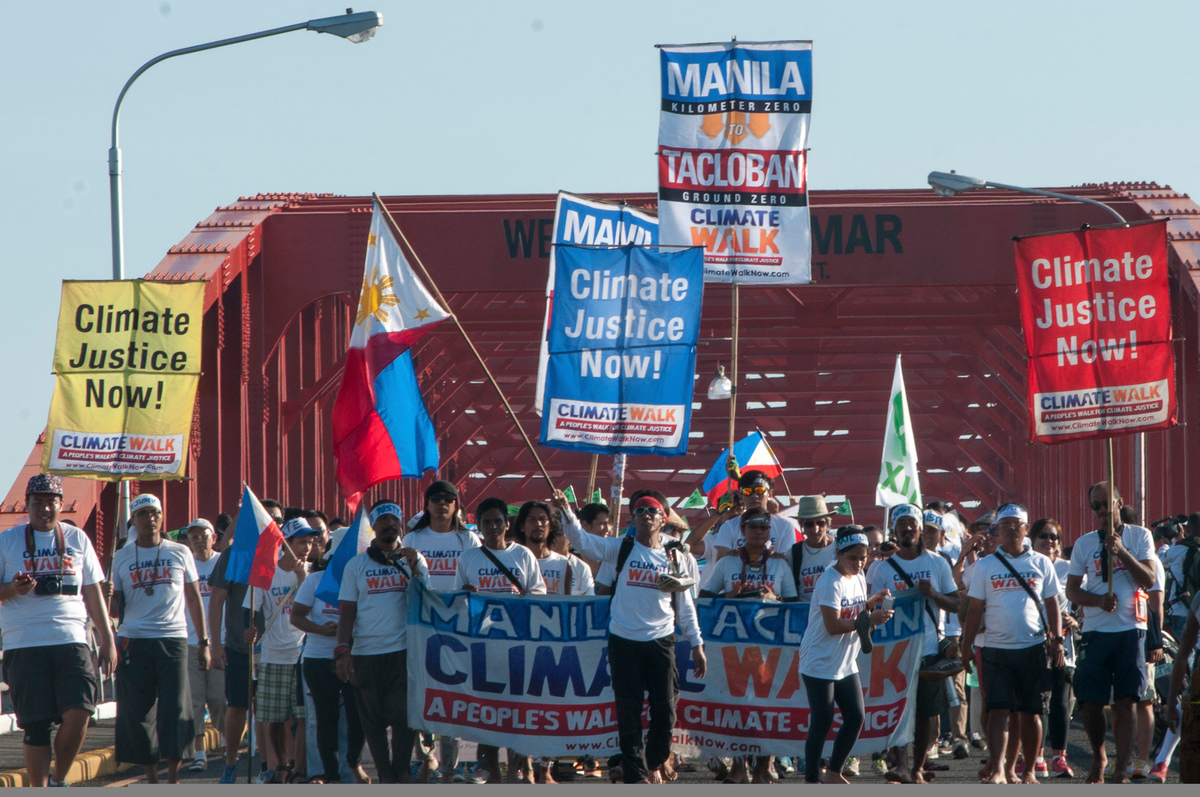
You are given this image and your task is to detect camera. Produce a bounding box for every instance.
[34,575,63,595]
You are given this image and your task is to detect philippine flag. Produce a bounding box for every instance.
[226,484,287,589]
[331,201,449,512]
[314,508,373,606]
[700,431,784,508]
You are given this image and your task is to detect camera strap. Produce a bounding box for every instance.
[479,545,526,594]
[886,554,942,635]
[24,523,65,567]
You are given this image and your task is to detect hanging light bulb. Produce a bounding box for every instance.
[707,364,732,400]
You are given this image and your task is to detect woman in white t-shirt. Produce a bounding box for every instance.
[1030,518,1076,777]
[456,498,545,785]
[797,526,893,784]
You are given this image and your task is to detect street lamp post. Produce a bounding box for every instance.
[927,170,1146,524]
[106,9,381,534]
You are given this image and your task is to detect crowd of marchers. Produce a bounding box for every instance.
[1,470,1198,785]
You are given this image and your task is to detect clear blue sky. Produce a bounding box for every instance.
[2,0,1197,495]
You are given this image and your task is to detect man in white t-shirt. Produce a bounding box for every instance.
[1065,482,1156,784]
[517,500,594,597]
[786,495,838,601]
[110,493,206,784]
[1162,513,1199,642]
[867,503,959,784]
[962,503,1063,784]
[0,473,116,787]
[336,501,429,783]
[922,509,969,760]
[246,518,318,783]
[557,492,706,784]
[711,471,799,560]
[183,518,225,772]
[403,481,477,783]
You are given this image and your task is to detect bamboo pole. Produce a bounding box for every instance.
[247,587,255,784]
[1106,438,1115,597]
[585,454,599,504]
[372,194,557,493]
[728,283,740,455]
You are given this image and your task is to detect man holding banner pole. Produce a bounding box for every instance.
[1065,482,1155,783]
[555,491,705,784]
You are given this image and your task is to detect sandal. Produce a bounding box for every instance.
[305,776,326,785]
[286,770,307,784]
[270,764,291,784]
[855,610,874,653]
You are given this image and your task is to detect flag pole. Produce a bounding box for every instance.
[586,454,599,505]
[728,283,740,455]
[247,587,255,785]
[372,194,557,493]
[611,454,626,532]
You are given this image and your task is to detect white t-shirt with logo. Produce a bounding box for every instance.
[967,549,1059,650]
[339,548,429,656]
[1067,525,1155,633]
[403,527,480,591]
[867,550,956,656]
[713,514,799,554]
[245,567,305,665]
[112,538,198,639]
[293,571,340,660]
[700,553,798,600]
[535,550,594,595]
[455,544,546,595]
[186,552,221,645]
[798,566,869,680]
[0,523,104,650]
[785,541,837,600]
[561,510,702,645]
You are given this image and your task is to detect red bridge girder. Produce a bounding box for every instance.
[5,184,1200,565]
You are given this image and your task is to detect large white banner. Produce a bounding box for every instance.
[407,582,924,758]
[657,41,813,284]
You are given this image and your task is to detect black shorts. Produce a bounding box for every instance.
[1074,628,1147,705]
[981,644,1051,715]
[916,655,949,719]
[224,647,251,709]
[2,643,99,728]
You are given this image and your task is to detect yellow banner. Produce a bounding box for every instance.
[43,280,206,480]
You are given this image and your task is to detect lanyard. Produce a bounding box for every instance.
[24,523,65,566]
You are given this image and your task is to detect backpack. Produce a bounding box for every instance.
[611,535,684,612]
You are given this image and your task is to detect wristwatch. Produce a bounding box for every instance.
[1049,635,1064,645]
[198,638,210,647]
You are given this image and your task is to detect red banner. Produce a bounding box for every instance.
[1014,221,1174,444]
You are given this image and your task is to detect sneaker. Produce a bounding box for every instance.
[468,767,492,785]
[47,779,67,788]
[927,744,939,760]
[1035,757,1048,777]
[1104,760,1115,778]
[872,757,888,776]
[776,757,795,777]
[842,757,860,777]
[1147,762,1168,783]
[219,764,239,784]
[1049,755,1074,778]
[1015,757,1024,777]
[1131,759,1149,779]
[952,739,970,760]
[188,752,208,773]
[256,769,275,785]
[969,732,987,750]
[920,657,966,679]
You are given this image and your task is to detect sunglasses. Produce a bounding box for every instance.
[1090,500,1108,512]
[740,485,768,496]
[633,506,661,517]
[801,518,829,527]
[1036,533,1059,542]
[428,494,456,504]
[743,521,771,531]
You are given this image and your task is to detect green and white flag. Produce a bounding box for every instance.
[682,488,706,509]
[875,354,922,510]
[590,489,603,504]
[563,485,578,504]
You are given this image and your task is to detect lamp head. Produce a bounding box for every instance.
[707,364,732,400]
[307,9,382,42]
[927,170,986,197]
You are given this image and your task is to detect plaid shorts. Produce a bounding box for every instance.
[255,662,304,723]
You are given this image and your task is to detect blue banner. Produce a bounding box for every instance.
[539,245,703,455]
[406,583,924,758]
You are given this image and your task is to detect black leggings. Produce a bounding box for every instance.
[1041,665,1073,750]
[303,657,365,780]
[802,672,864,784]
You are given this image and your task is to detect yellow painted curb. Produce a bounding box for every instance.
[0,725,222,786]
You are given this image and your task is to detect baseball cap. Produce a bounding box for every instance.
[25,473,63,497]
[425,480,459,500]
[282,518,318,539]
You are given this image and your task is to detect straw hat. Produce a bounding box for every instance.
[794,495,837,520]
